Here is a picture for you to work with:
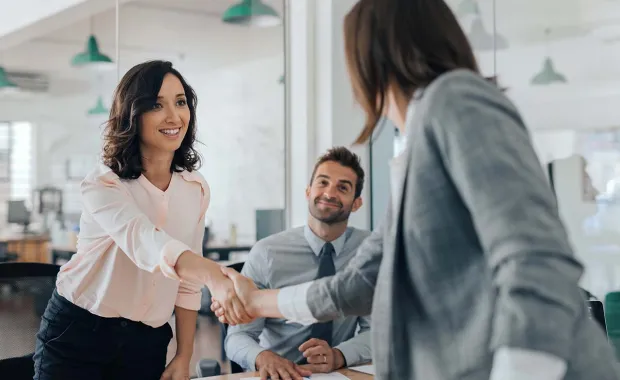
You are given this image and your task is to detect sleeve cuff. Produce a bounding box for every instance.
[175,290,202,311]
[490,347,567,380]
[247,347,268,371]
[277,282,317,326]
[160,239,193,281]
[333,343,358,367]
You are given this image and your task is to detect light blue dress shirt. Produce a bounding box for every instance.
[225,226,372,371]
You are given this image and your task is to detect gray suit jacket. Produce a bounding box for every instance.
[306,70,620,380]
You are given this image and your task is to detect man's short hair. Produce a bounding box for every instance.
[309,146,365,199]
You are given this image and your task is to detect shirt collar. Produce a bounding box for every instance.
[304,225,348,257]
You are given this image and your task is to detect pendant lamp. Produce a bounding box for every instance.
[467,17,508,51]
[457,0,480,16]
[71,35,113,71]
[88,95,109,116]
[222,0,281,27]
[531,29,567,85]
[0,66,17,89]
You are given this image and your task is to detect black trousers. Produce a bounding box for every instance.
[33,290,172,380]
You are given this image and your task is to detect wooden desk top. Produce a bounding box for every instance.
[0,232,49,243]
[197,368,373,380]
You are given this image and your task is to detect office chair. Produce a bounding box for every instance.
[196,261,246,377]
[0,263,60,380]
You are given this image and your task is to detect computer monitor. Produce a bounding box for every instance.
[255,209,285,241]
[8,200,31,232]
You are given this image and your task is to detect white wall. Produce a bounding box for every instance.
[286,0,370,230]
[0,3,286,241]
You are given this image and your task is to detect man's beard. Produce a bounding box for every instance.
[309,197,351,225]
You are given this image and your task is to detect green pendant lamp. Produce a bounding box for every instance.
[457,0,480,16]
[0,66,17,90]
[88,95,109,115]
[531,28,567,86]
[531,57,567,85]
[71,35,113,71]
[222,0,281,27]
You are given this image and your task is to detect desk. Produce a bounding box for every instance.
[0,233,50,263]
[197,368,373,380]
[204,245,252,261]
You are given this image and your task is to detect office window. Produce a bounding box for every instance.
[0,122,33,205]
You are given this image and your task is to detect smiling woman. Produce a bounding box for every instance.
[32,60,254,380]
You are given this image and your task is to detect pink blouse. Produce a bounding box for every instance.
[56,164,210,327]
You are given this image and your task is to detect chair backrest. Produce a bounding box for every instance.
[0,263,60,360]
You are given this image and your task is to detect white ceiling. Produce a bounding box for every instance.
[0,0,285,79]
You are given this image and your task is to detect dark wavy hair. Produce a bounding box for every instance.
[102,60,201,179]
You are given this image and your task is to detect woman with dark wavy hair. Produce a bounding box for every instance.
[33,60,252,380]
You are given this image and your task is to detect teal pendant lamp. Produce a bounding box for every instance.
[88,95,109,115]
[222,0,281,27]
[71,35,113,71]
[468,18,508,51]
[0,66,17,90]
[531,57,567,85]
[531,28,567,85]
[457,0,480,16]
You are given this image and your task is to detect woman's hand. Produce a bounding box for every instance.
[160,355,191,380]
[211,267,259,324]
[209,274,252,326]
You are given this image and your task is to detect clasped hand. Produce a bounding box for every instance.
[210,267,258,325]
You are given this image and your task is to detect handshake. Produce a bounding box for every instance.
[208,266,260,326]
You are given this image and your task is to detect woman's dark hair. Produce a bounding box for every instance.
[102,60,201,179]
[344,0,480,144]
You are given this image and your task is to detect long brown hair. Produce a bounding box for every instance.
[344,0,479,144]
[102,60,201,179]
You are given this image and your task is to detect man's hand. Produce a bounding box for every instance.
[209,274,252,326]
[298,338,345,373]
[255,350,312,380]
[160,355,191,380]
[211,267,259,324]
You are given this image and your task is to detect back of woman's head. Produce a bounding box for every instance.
[102,60,200,179]
[344,0,479,143]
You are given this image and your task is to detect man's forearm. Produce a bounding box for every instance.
[225,330,268,371]
[174,306,197,358]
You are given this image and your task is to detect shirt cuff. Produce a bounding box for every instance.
[175,290,202,311]
[159,239,193,281]
[490,347,567,380]
[333,343,357,368]
[247,347,268,371]
[277,282,317,326]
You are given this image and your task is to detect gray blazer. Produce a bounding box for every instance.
[306,70,620,380]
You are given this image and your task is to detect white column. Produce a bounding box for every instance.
[285,0,369,230]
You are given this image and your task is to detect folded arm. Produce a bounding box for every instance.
[333,316,372,367]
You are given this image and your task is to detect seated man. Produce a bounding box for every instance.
[225,147,372,378]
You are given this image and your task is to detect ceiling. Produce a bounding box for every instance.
[0,0,285,80]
